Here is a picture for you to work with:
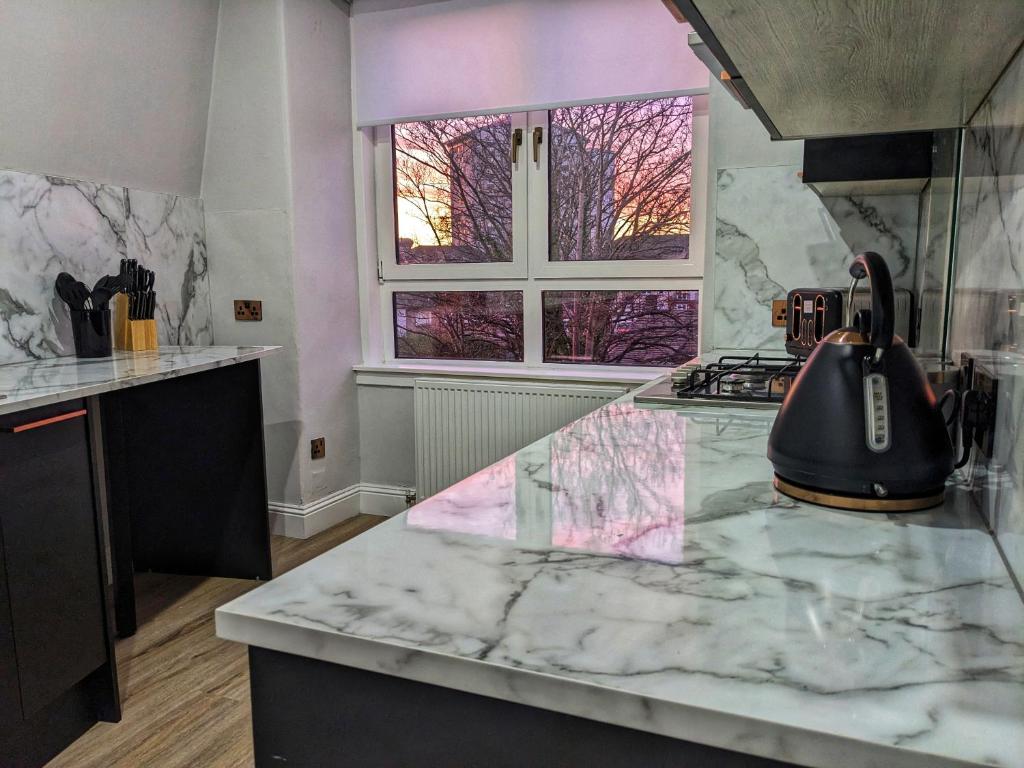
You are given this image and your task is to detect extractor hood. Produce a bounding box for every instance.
[801,132,935,197]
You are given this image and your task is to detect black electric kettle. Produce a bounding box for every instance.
[768,252,954,511]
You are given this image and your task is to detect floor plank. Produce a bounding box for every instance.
[45,514,387,768]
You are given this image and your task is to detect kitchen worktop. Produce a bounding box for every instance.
[216,387,1024,768]
[0,346,279,416]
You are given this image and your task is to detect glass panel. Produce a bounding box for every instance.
[542,290,699,366]
[393,115,513,264]
[548,97,693,262]
[394,291,524,361]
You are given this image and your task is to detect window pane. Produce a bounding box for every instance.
[543,290,699,366]
[394,291,523,361]
[549,97,693,262]
[393,115,513,264]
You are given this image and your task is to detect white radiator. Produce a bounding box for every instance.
[414,378,626,500]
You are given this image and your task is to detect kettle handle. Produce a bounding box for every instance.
[849,252,895,360]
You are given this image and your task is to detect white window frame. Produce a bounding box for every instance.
[375,115,529,281]
[363,91,709,377]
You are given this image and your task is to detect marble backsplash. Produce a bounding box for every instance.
[948,45,1024,585]
[0,169,213,364]
[713,164,920,350]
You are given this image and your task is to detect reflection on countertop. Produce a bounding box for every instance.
[407,403,757,564]
[217,395,1024,768]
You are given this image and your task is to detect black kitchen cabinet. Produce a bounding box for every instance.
[102,360,273,636]
[0,354,269,763]
[0,400,118,765]
[0,531,22,728]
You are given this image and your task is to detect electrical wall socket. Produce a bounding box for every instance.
[971,367,999,460]
[311,437,326,460]
[771,299,788,328]
[958,354,999,461]
[234,299,263,322]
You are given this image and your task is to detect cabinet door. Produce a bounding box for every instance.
[0,401,107,718]
[103,360,272,581]
[0,537,22,727]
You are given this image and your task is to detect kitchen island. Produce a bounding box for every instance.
[216,387,1024,768]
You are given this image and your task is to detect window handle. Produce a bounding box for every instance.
[532,126,543,165]
[510,128,523,165]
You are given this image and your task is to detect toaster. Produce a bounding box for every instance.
[783,288,916,357]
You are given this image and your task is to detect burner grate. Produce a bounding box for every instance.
[673,353,803,403]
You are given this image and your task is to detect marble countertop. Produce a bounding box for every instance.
[0,346,279,415]
[216,388,1024,768]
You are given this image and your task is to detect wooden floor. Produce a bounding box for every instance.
[46,514,387,768]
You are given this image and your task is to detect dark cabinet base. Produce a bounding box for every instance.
[0,358,271,765]
[0,667,116,768]
[103,360,273,637]
[249,647,795,768]
[0,400,108,718]
[0,653,116,768]
[0,400,119,768]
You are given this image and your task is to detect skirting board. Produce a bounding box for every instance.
[268,483,413,539]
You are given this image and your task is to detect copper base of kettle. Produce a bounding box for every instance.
[773,475,945,512]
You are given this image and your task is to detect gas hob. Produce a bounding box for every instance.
[635,353,804,409]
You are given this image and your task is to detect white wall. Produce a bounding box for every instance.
[204,0,361,510]
[359,385,417,487]
[0,0,219,196]
[203,0,304,505]
[201,0,292,211]
[283,0,362,499]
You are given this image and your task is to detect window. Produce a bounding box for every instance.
[373,94,706,370]
[394,291,523,361]
[547,99,693,263]
[393,115,513,265]
[542,290,699,366]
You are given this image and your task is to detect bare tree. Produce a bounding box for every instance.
[395,291,523,361]
[544,290,699,366]
[394,116,513,264]
[550,97,693,261]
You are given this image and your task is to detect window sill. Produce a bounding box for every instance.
[353,362,666,388]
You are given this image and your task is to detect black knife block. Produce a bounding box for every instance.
[70,309,113,358]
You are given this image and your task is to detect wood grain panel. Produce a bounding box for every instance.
[692,0,1024,137]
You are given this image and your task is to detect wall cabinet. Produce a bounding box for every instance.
[670,0,1024,138]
